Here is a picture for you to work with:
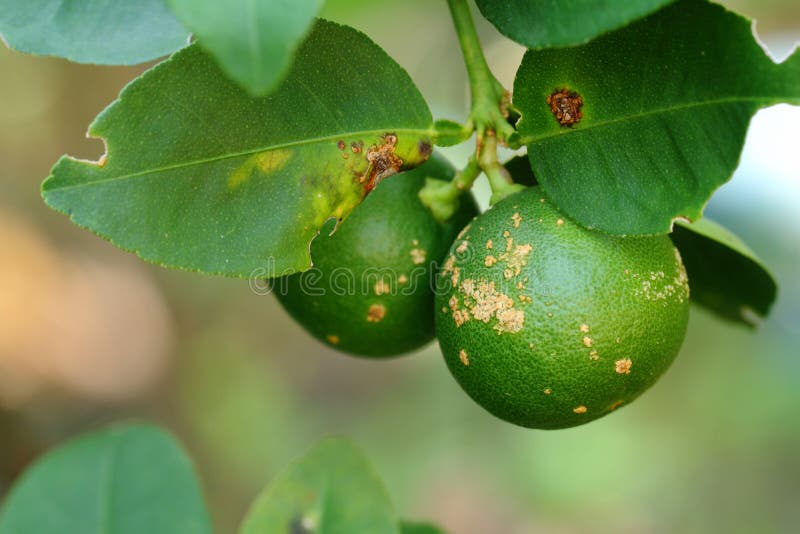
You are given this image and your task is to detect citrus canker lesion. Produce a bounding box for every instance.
[435,187,690,429]
[274,155,478,357]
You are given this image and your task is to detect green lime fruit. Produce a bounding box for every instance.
[275,155,478,357]
[435,187,690,429]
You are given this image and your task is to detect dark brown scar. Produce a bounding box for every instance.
[547,88,583,126]
[361,133,402,193]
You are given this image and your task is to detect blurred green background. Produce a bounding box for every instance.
[1,1,798,533]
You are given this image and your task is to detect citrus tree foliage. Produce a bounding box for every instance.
[0,426,444,534]
[42,20,433,277]
[0,425,211,534]
[166,0,322,95]
[0,0,795,525]
[476,0,674,49]
[514,0,800,235]
[0,0,189,64]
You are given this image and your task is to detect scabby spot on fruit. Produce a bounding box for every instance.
[580,323,590,333]
[451,266,461,286]
[456,224,471,240]
[459,349,470,366]
[326,334,340,345]
[366,304,386,323]
[633,265,689,304]
[452,277,524,334]
[615,358,632,374]
[497,235,533,281]
[547,88,584,126]
[589,350,599,361]
[582,336,593,348]
[485,255,497,267]
[556,218,564,227]
[486,240,493,250]
[228,149,292,189]
[398,274,408,285]
[543,388,551,395]
[456,240,469,254]
[573,405,588,414]
[409,240,427,265]
[609,400,625,411]
[374,279,390,296]
[362,133,402,193]
[511,212,522,228]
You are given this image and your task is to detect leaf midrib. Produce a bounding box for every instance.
[517,94,789,145]
[45,127,434,192]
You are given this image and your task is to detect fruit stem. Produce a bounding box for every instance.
[445,0,524,204]
[418,156,481,223]
[480,132,526,204]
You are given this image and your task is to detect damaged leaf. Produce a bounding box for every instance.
[514,0,800,235]
[42,19,433,278]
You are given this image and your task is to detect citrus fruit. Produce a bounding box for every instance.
[275,155,478,357]
[435,187,690,428]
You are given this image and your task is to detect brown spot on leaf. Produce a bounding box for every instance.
[418,140,432,158]
[337,140,346,150]
[547,88,584,126]
[351,141,363,153]
[363,133,402,193]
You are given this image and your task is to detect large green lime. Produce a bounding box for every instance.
[275,155,477,357]
[435,187,690,428]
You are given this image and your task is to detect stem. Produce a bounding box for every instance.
[446,0,520,203]
[419,0,526,219]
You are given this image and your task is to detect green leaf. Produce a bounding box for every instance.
[166,0,321,95]
[401,522,447,534]
[240,438,400,534]
[0,424,210,534]
[0,0,188,65]
[42,20,433,278]
[671,218,776,327]
[503,155,538,186]
[476,0,673,49]
[513,0,800,235]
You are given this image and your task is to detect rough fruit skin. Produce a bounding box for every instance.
[435,187,690,429]
[275,155,478,357]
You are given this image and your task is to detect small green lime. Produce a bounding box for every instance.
[275,155,477,357]
[435,187,690,428]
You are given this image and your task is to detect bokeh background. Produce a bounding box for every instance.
[1,1,798,532]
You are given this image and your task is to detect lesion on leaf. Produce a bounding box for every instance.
[546,88,584,126]
[362,133,402,193]
[228,149,292,189]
